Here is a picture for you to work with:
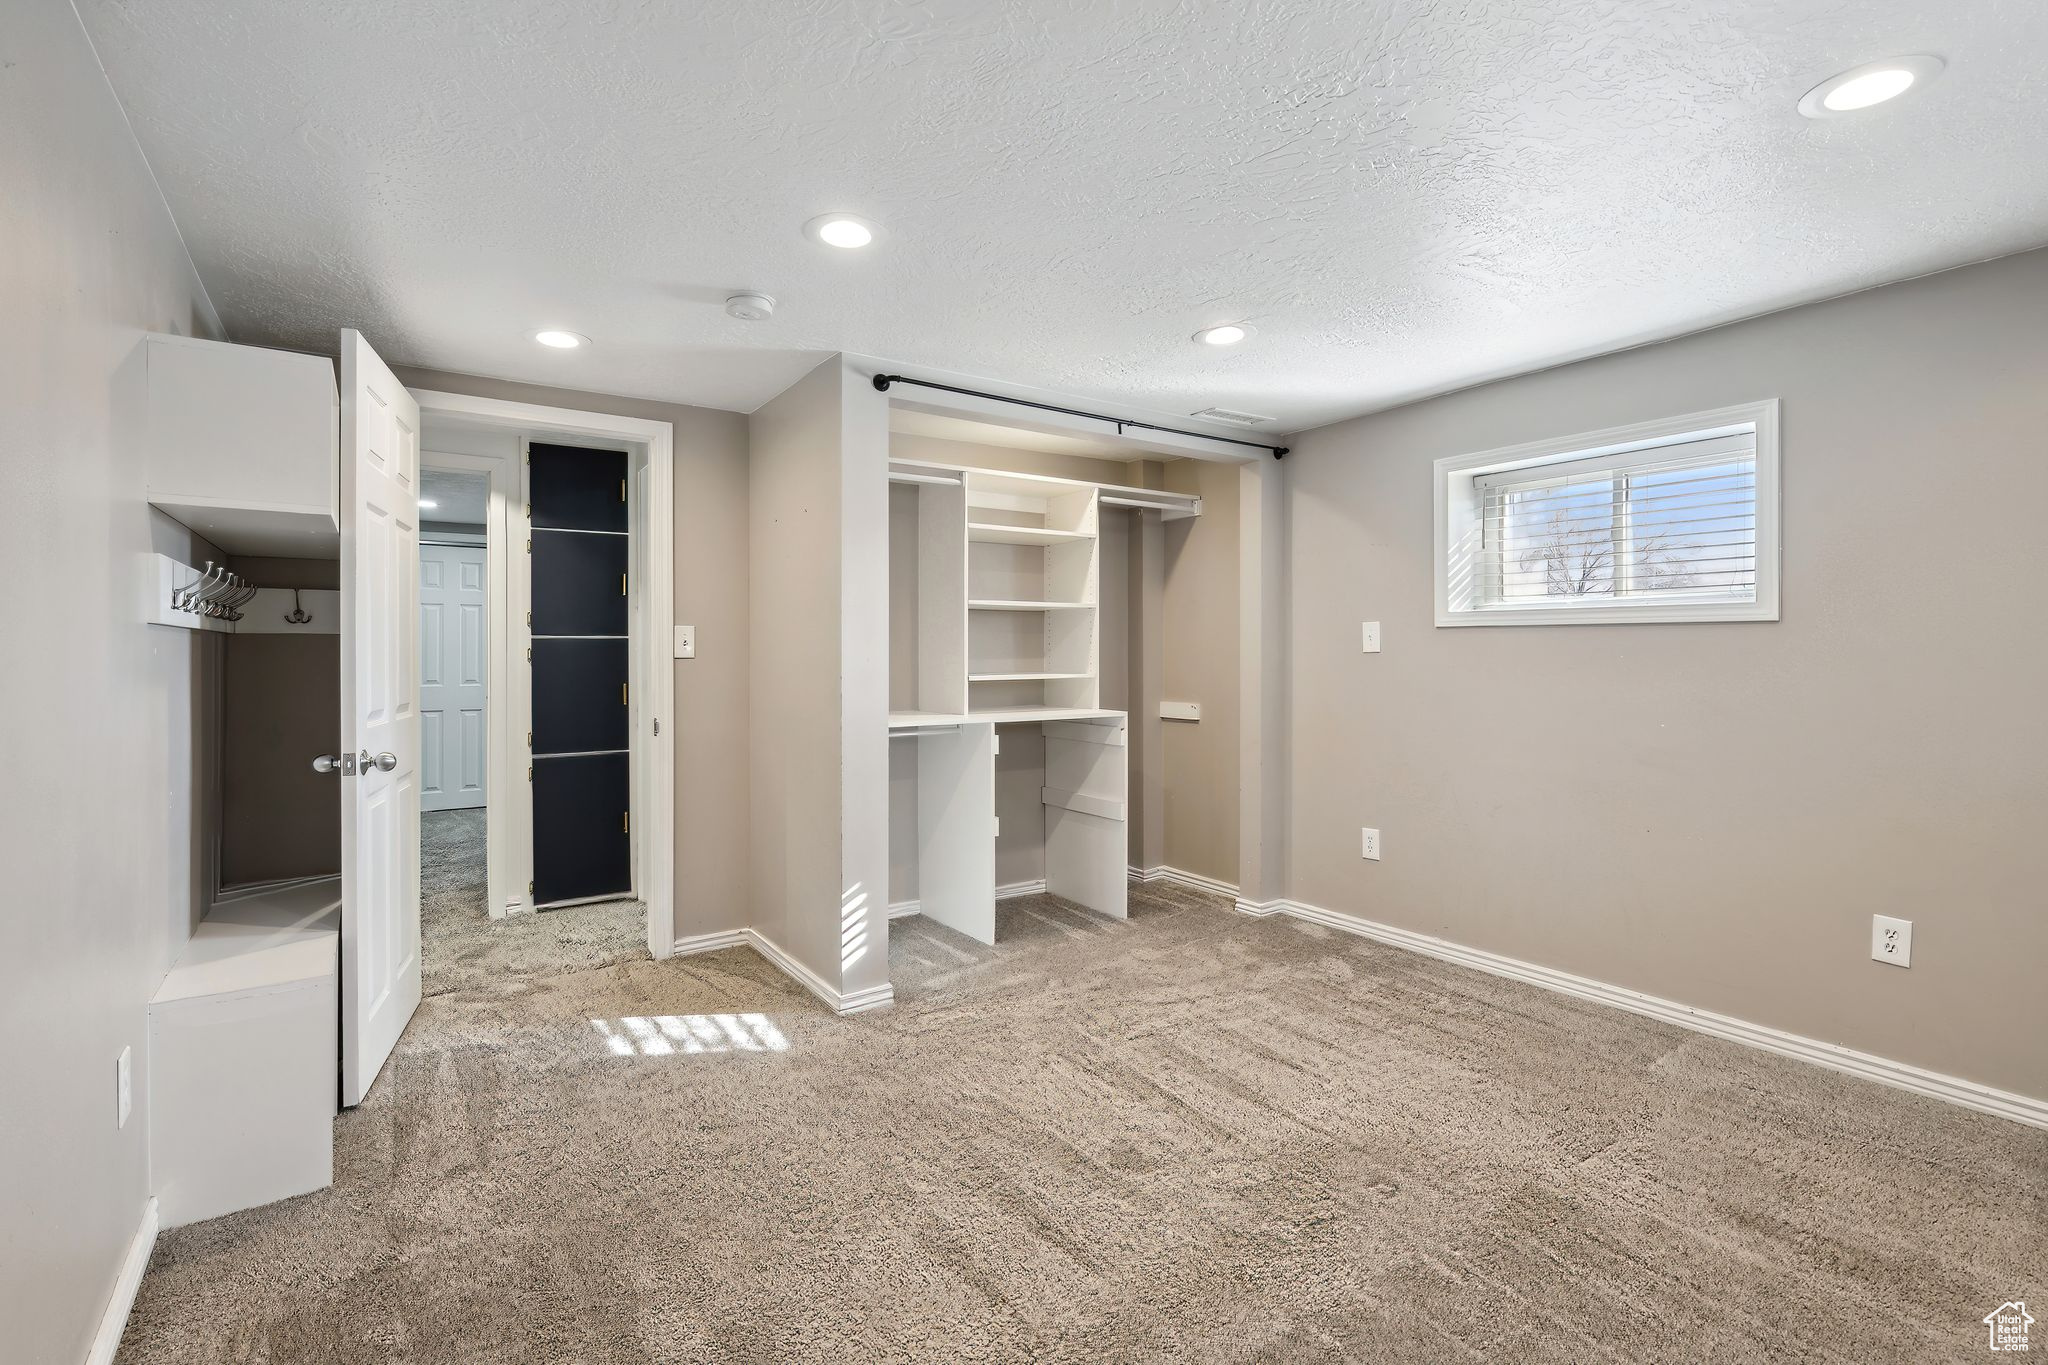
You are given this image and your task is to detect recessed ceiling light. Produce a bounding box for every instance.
[1194,323,1252,346]
[804,214,880,249]
[417,499,438,509]
[1798,55,1943,119]
[532,329,588,349]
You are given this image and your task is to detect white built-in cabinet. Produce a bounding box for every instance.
[143,333,340,556]
[141,333,345,1227]
[888,458,1198,945]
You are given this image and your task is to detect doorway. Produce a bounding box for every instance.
[420,469,491,815]
[409,389,678,960]
[415,463,497,987]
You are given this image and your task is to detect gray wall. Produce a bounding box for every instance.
[1162,458,1241,885]
[0,1,224,1357]
[752,358,879,988]
[1284,248,2048,1101]
[394,367,753,940]
[220,556,341,886]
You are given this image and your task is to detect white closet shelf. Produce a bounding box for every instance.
[968,671,1091,683]
[968,599,1094,612]
[889,706,1127,729]
[966,522,1095,546]
[971,705,1125,725]
[889,710,969,730]
[894,458,1202,520]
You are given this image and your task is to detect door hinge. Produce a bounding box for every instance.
[620,479,626,502]
[526,610,532,626]
[652,718,659,736]
[525,501,532,519]
[526,730,532,748]
[528,880,534,894]
[525,538,532,553]
[620,573,627,596]
[623,811,629,835]
[621,682,628,706]
[525,646,532,662]
[527,766,533,782]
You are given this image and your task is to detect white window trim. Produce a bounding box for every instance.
[1434,399,1780,627]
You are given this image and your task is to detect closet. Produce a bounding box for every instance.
[527,441,633,906]
[888,455,1198,946]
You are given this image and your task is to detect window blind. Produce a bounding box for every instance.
[1470,428,1757,608]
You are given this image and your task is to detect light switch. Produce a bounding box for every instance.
[673,624,695,659]
[1362,622,1381,653]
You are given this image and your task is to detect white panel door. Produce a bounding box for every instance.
[340,329,422,1108]
[419,543,488,812]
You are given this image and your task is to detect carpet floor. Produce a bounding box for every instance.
[419,807,645,997]
[120,842,2044,1362]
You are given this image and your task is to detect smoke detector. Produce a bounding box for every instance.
[725,292,776,321]
[1190,407,1275,428]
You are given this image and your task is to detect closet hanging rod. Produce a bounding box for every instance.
[871,374,1288,458]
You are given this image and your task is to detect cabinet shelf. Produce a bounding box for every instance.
[966,522,1095,546]
[969,599,1093,612]
[969,671,1091,683]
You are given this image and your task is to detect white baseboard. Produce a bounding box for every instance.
[1128,864,1239,898]
[887,899,921,919]
[670,926,893,1015]
[743,929,895,1016]
[86,1196,158,1365]
[1234,896,1285,917]
[995,878,1046,900]
[671,928,748,957]
[1269,897,2048,1131]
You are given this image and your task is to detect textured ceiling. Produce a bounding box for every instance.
[80,0,2048,430]
[418,467,488,525]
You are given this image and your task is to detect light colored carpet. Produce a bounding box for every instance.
[420,807,646,996]
[120,865,2044,1363]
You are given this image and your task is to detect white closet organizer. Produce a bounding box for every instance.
[888,459,1198,945]
[140,333,344,1225]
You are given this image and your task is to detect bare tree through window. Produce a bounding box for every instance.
[1517,508,1703,597]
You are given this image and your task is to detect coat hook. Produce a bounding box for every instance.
[285,589,312,625]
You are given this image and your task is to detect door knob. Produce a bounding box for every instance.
[370,751,398,772]
[311,754,340,774]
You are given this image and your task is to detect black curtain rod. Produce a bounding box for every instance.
[871,374,1287,458]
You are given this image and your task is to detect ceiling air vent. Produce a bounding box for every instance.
[1190,407,1275,428]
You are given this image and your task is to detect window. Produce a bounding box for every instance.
[1436,401,1779,625]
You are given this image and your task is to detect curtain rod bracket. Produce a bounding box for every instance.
[871,373,1287,458]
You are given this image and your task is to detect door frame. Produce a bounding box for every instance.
[411,391,677,959]
[421,452,514,911]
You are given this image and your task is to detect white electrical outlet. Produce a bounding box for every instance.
[1361,827,1381,861]
[1362,621,1381,653]
[117,1046,132,1128]
[673,624,695,659]
[1871,915,1912,968]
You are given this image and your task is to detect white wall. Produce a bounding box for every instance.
[0,1,224,1358]
[1284,248,2048,1101]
